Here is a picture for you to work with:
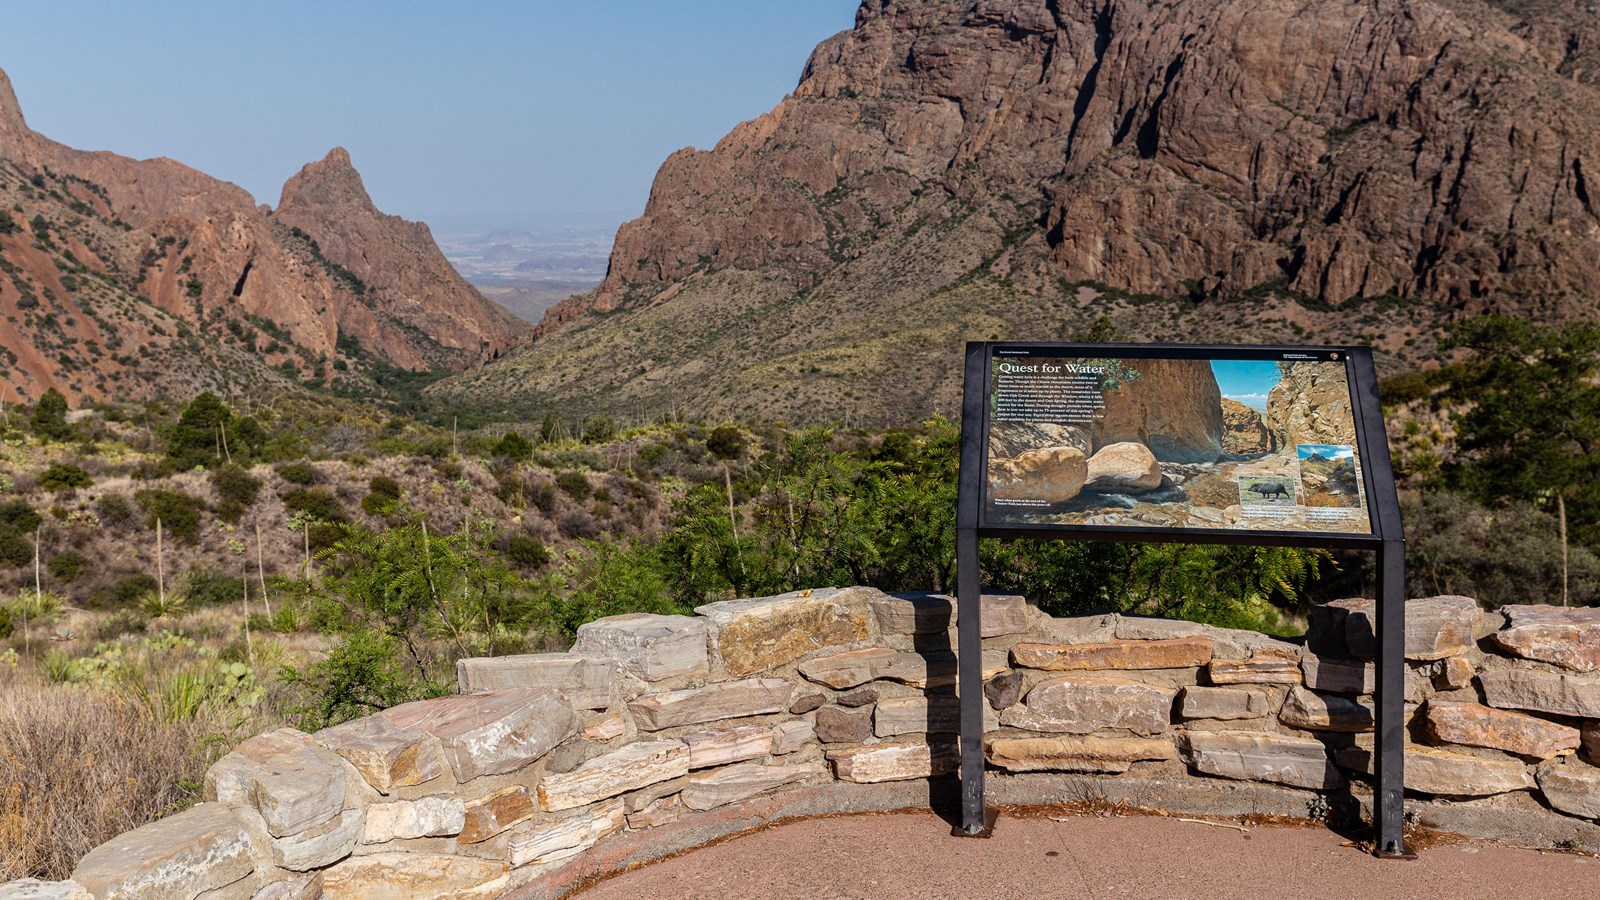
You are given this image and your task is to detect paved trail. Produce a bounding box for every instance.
[573,810,1595,900]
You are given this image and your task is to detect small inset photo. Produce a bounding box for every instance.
[1238,475,1296,506]
[1296,444,1362,508]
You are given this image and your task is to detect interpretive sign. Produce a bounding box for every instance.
[953,342,1412,859]
[982,346,1371,536]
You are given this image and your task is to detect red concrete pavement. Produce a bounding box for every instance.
[572,810,1596,900]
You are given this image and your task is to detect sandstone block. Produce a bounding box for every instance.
[0,881,90,900]
[1177,686,1270,721]
[459,786,536,844]
[381,688,577,782]
[1536,758,1600,820]
[455,653,615,709]
[1300,652,1421,700]
[990,446,1087,504]
[1012,635,1212,671]
[1279,686,1377,732]
[789,693,826,714]
[628,678,791,731]
[771,720,816,755]
[73,803,254,900]
[1208,648,1302,684]
[1586,723,1600,764]
[827,742,958,783]
[626,794,682,830]
[314,715,446,795]
[816,705,873,743]
[681,761,826,810]
[1341,595,1481,660]
[1425,700,1581,758]
[361,796,465,843]
[1085,441,1163,492]
[874,592,953,634]
[683,724,773,768]
[537,740,689,811]
[999,675,1175,735]
[985,670,1023,710]
[985,735,1176,773]
[873,696,998,737]
[267,807,360,871]
[958,593,1030,637]
[321,852,507,899]
[580,713,624,741]
[1177,731,1341,789]
[572,613,708,681]
[1492,605,1600,673]
[1336,744,1533,796]
[696,587,875,677]
[1431,656,1475,691]
[507,799,625,868]
[797,648,1005,689]
[249,873,323,900]
[837,688,878,707]
[1478,669,1600,718]
[204,728,347,837]
[1114,616,1207,641]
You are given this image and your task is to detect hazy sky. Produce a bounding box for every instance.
[0,1,858,221]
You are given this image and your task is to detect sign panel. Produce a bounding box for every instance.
[982,345,1372,535]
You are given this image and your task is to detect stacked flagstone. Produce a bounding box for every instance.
[11,589,1600,899]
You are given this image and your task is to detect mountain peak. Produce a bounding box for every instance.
[277,146,374,213]
[0,66,31,148]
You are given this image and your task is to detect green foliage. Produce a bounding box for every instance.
[281,487,347,524]
[0,209,18,234]
[501,533,550,570]
[138,590,189,620]
[490,431,534,460]
[581,415,616,444]
[38,462,92,493]
[555,471,592,500]
[281,629,443,730]
[30,388,73,442]
[706,425,747,461]
[275,461,321,486]
[88,573,159,610]
[361,475,402,516]
[96,492,133,525]
[135,488,204,541]
[209,464,262,523]
[550,539,687,635]
[0,500,42,534]
[46,550,88,583]
[1443,314,1600,544]
[182,568,247,608]
[165,392,248,470]
[1402,491,1600,606]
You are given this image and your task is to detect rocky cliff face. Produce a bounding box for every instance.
[0,67,529,404]
[441,0,1600,424]
[1266,361,1359,450]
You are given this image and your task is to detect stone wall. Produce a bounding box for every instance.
[8,589,1600,899]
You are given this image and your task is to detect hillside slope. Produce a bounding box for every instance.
[0,67,530,405]
[437,0,1600,424]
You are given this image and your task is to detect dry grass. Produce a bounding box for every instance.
[0,666,236,880]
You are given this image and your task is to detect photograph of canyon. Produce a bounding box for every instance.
[4,1,1600,896]
[985,354,1371,534]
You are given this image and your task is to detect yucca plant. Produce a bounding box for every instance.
[137,591,189,622]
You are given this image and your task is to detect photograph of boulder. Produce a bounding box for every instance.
[985,351,1371,535]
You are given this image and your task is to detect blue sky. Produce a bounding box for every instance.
[1209,360,1283,412]
[1297,444,1355,460]
[0,1,858,221]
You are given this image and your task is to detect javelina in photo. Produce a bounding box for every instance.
[1247,481,1291,500]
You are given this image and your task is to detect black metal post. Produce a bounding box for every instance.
[955,343,989,836]
[1373,538,1411,857]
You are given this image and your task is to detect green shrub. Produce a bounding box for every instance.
[96,492,133,525]
[491,431,534,460]
[210,464,262,523]
[0,500,42,534]
[706,425,746,460]
[502,533,550,570]
[39,462,93,493]
[88,572,159,609]
[360,475,403,516]
[46,550,88,583]
[529,481,557,514]
[555,471,592,501]
[30,388,73,442]
[134,488,204,541]
[0,530,26,567]
[281,487,347,523]
[275,460,321,485]
[182,568,246,608]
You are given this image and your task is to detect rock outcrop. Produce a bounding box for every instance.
[436,0,1600,424]
[1220,399,1273,455]
[0,66,529,404]
[1265,361,1359,450]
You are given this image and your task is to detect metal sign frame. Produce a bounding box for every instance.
[954,340,1410,858]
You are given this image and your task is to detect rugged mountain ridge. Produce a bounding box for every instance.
[0,66,529,404]
[441,0,1600,424]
